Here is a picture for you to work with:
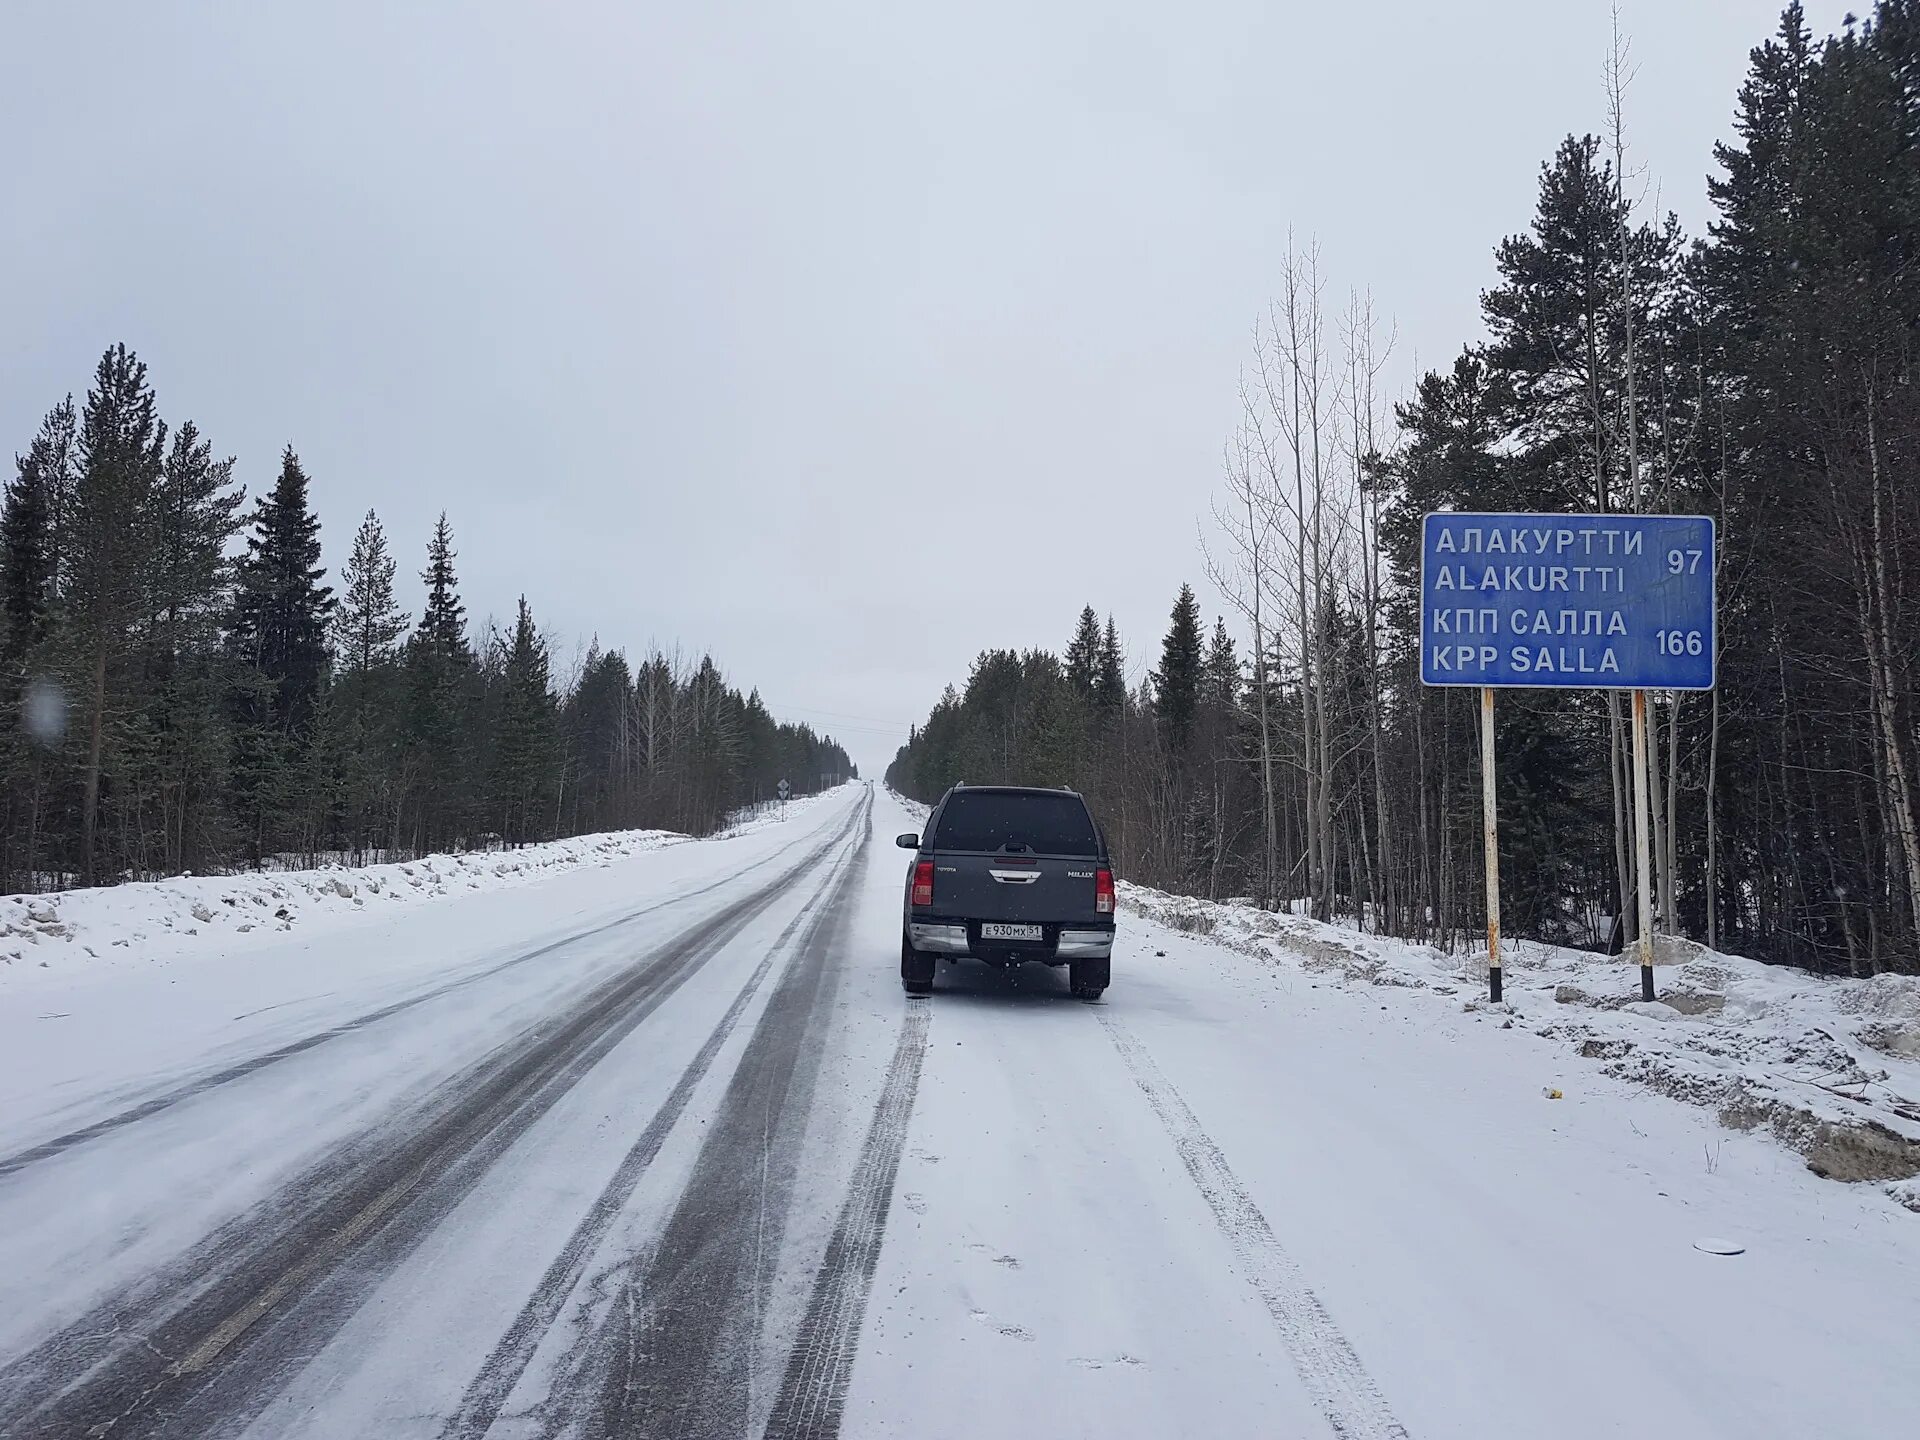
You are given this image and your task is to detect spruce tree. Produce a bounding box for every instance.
[1093,616,1126,717]
[1020,652,1077,786]
[2,408,65,666]
[564,643,634,832]
[1153,584,1202,755]
[1202,618,1240,714]
[228,447,335,736]
[681,655,743,831]
[226,447,335,862]
[490,596,557,844]
[1064,605,1102,699]
[417,513,470,663]
[403,513,476,849]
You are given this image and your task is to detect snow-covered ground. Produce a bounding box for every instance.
[0,786,840,994]
[0,782,1914,1439]
[1121,881,1920,1214]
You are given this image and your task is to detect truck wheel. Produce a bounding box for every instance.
[1069,955,1109,1001]
[901,936,936,995]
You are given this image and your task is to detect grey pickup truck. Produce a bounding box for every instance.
[896,784,1115,999]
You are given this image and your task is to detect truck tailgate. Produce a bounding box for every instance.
[934,852,1102,925]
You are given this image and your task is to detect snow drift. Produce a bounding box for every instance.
[0,791,839,991]
[1119,881,1920,1213]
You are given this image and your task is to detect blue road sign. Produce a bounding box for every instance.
[1420,512,1716,690]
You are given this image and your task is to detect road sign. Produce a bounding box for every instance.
[1420,513,1716,690]
[776,778,791,802]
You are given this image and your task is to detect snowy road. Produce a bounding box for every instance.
[1,784,1915,1438]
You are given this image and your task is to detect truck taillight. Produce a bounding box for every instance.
[1095,867,1114,914]
[912,861,934,908]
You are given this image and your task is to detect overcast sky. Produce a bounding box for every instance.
[0,2,1842,775]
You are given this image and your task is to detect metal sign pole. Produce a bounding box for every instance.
[1480,685,1502,1003]
[1631,687,1656,1001]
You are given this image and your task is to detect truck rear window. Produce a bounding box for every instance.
[932,791,1099,855]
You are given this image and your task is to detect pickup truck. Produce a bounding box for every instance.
[896,784,1115,999]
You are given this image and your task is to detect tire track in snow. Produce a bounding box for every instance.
[1098,1011,1411,1440]
[439,816,866,1439]
[0,801,855,1182]
[0,797,868,1440]
[554,815,874,1439]
[762,1000,931,1440]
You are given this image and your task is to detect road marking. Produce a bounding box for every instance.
[1100,1012,1411,1440]
[763,1000,931,1439]
[171,1160,419,1376]
[0,798,862,1182]
[174,809,872,1388]
[0,797,874,1439]
[442,817,866,1437]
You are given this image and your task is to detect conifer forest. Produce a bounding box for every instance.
[0,347,851,891]
[888,4,1920,978]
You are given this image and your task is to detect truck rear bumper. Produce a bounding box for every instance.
[907,922,970,954]
[907,922,1113,960]
[1055,928,1114,958]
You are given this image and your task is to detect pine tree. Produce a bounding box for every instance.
[69,345,165,882]
[145,420,246,872]
[330,511,409,856]
[0,405,68,890]
[151,424,244,647]
[1689,0,1920,964]
[334,511,408,676]
[24,395,78,602]
[1153,584,1203,756]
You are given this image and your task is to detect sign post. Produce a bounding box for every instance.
[1630,688,1656,1001]
[1480,685,1501,1003]
[1420,513,1716,1002]
[777,778,791,804]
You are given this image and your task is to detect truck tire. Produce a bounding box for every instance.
[901,936,936,995]
[1069,954,1109,1000]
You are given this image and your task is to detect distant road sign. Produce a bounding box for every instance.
[1420,512,1716,690]
[777,778,791,801]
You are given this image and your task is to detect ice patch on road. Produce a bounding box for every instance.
[1118,880,1920,1210]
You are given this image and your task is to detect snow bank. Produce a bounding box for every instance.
[0,788,842,991]
[1119,881,1920,1211]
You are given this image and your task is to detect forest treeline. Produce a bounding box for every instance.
[888,3,1920,978]
[0,347,851,891]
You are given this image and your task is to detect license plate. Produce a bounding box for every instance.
[980,922,1043,941]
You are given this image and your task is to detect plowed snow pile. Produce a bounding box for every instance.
[1120,882,1920,1212]
[0,792,836,991]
